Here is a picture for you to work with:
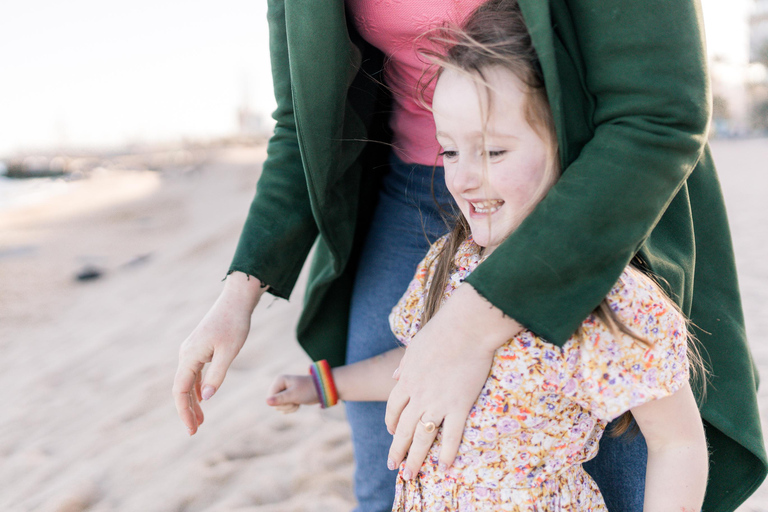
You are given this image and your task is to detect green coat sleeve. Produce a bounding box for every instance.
[465,0,710,344]
[227,0,318,299]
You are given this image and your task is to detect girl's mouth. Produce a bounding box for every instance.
[469,200,504,215]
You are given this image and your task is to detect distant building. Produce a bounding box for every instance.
[709,57,751,136]
[750,0,768,63]
[237,75,273,139]
[238,106,274,139]
[749,0,768,132]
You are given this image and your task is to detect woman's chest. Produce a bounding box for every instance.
[345,0,482,54]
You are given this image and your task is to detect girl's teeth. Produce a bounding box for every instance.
[472,200,503,213]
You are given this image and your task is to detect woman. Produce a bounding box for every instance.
[173,0,767,510]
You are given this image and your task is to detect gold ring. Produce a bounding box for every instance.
[419,419,437,433]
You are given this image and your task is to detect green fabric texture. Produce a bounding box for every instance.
[228,0,767,508]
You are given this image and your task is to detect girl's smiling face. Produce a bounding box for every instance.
[433,66,554,255]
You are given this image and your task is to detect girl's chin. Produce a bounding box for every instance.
[469,231,506,255]
[469,234,495,248]
[468,220,520,251]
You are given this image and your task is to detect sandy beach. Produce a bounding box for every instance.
[0,139,766,511]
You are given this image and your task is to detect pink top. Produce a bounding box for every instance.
[346,0,485,166]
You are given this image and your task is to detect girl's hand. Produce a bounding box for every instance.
[385,284,522,479]
[172,271,267,435]
[266,374,320,413]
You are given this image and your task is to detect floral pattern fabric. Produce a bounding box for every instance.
[389,236,690,511]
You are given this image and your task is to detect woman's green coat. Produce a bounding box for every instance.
[229,0,767,509]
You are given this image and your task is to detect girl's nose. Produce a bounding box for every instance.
[451,157,483,193]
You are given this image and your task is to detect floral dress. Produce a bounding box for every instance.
[389,236,690,511]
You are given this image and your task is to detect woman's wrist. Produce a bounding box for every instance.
[439,284,524,354]
[222,271,268,312]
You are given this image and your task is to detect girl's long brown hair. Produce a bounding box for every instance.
[418,0,707,437]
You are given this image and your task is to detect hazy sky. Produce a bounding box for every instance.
[0,0,754,157]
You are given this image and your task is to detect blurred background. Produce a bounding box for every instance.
[0,1,766,511]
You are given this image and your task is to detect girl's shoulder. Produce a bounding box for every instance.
[604,266,687,341]
[563,265,690,421]
[579,264,690,357]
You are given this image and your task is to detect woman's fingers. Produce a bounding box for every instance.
[191,389,205,427]
[385,384,410,435]
[194,371,203,402]
[402,414,441,479]
[191,371,205,426]
[174,334,213,434]
[387,403,421,470]
[437,414,465,470]
[172,363,203,433]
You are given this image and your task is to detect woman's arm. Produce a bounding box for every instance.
[228,0,319,298]
[267,347,405,412]
[632,381,709,512]
[173,0,318,434]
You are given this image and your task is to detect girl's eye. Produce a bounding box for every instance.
[487,150,507,159]
[439,150,458,160]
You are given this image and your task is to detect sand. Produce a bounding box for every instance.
[0,139,766,511]
[0,146,354,511]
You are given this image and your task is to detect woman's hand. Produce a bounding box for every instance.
[266,374,319,413]
[172,271,267,435]
[385,284,523,478]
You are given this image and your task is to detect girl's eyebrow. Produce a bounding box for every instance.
[436,130,519,141]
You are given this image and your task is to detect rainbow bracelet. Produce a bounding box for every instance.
[309,360,339,408]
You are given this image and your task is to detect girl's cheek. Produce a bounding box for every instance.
[444,168,461,199]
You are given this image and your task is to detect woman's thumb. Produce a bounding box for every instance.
[201,351,235,400]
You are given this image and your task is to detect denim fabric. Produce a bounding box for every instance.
[584,423,648,512]
[345,154,646,512]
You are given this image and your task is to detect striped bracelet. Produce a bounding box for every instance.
[309,360,339,408]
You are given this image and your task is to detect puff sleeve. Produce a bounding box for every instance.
[567,268,691,422]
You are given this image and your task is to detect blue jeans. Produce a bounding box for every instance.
[345,154,647,512]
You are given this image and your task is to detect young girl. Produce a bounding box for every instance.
[266,1,709,510]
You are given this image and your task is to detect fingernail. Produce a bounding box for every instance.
[387,427,394,435]
[439,463,447,472]
[403,468,412,480]
[392,368,399,379]
[387,459,396,471]
[187,427,194,436]
[201,386,215,400]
